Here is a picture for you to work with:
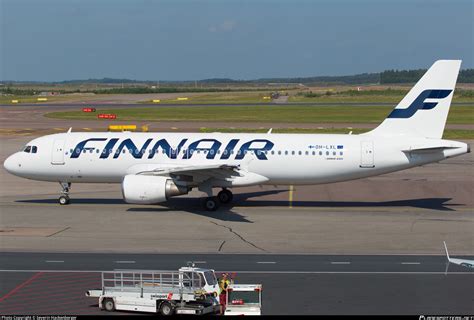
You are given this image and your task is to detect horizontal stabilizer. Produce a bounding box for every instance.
[402,146,459,153]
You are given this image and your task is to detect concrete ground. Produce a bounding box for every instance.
[1,135,473,254]
[0,253,473,315]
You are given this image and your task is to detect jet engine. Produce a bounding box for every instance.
[122,175,188,204]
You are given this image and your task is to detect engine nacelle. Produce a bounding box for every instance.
[122,175,188,204]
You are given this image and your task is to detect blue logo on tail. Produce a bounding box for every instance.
[388,89,452,119]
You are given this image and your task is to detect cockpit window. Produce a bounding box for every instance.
[22,145,37,153]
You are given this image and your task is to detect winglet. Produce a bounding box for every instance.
[443,241,450,261]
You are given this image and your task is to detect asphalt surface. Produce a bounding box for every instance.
[0,253,472,315]
[1,252,473,273]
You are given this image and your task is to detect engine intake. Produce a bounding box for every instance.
[122,175,188,204]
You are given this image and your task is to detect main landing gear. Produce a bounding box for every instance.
[217,188,233,204]
[58,182,71,205]
[202,189,233,211]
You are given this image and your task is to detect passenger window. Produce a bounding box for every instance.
[319,151,322,156]
[285,151,288,155]
[312,151,315,155]
[298,151,302,155]
[291,151,295,155]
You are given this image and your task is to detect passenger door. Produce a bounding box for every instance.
[51,140,65,165]
[360,141,375,168]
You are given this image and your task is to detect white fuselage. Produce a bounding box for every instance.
[3,131,468,187]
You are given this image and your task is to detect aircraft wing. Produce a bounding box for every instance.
[136,164,242,184]
[135,163,269,186]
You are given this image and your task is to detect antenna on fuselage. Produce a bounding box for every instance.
[67,127,72,133]
[267,128,273,134]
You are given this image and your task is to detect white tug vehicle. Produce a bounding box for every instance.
[86,264,262,315]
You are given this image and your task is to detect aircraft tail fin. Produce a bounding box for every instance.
[368,60,461,139]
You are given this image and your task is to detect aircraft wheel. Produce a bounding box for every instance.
[217,189,233,204]
[203,197,219,211]
[59,195,70,205]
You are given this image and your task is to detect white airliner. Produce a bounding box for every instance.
[3,60,470,210]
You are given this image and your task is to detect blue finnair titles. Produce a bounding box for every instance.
[70,138,275,160]
[387,89,453,119]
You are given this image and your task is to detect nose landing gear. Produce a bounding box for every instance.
[59,182,71,205]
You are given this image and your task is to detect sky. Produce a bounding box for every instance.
[0,0,473,81]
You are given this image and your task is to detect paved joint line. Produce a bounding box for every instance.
[330,262,351,264]
[218,240,226,252]
[0,272,43,302]
[47,227,70,237]
[401,262,421,265]
[45,260,64,263]
[257,262,277,264]
[210,221,268,253]
[114,261,136,264]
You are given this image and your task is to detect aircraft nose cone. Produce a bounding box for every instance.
[3,154,19,174]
